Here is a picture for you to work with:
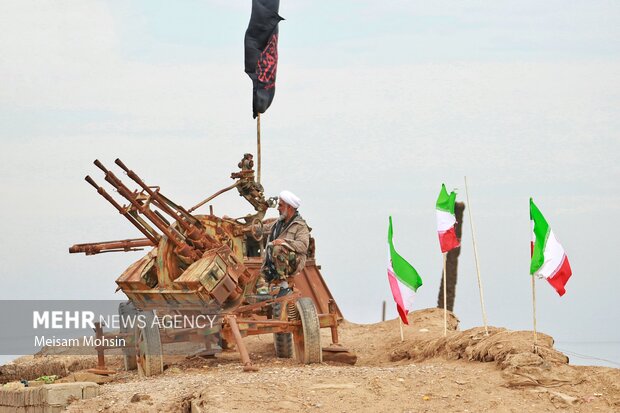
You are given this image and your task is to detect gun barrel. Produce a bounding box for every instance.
[114,158,130,173]
[95,160,200,261]
[114,158,219,250]
[114,159,182,224]
[85,175,99,190]
[69,238,154,255]
[84,176,160,244]
[94,159,108,174]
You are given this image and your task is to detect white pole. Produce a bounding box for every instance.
[529,197,538,352]
[443,252,448,336]
[531,274,538,351]
[464,176,489,335]
[399,317,404,342]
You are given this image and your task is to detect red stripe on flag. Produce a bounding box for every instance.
[546,255,572,297]
[396,305,409,326]
[438,227,460,253]
[387,268,409,325]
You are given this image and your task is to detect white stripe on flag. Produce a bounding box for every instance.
[534,230,567,280]
[436,209,456,231]
[398,276,416,313]
[388,245,416,315]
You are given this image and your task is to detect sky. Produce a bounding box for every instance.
[1,1,619,365]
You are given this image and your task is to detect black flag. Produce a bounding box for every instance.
[244,0,283,118]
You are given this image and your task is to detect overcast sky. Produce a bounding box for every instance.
[1,1,619,357]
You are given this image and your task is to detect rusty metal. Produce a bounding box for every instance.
[327,299,340,345]
[86,322,116,375]
[93,159,200,261]
[189,181,239,213]
[234,291,301,314]
[114,158,219,251]
[69,238,154,255]
[226,315,258,372]
[84,175,160,244]
[71,154,353,375]
[322,300,348,353]
[243,257,343,319]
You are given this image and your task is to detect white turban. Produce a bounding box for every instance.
[279,190,301,209]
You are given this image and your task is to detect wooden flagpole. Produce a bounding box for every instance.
[531,274,538,351]
[256,112,261,184]
[464,176,489,335]
[381,300,386,322]
[442,252,448,336]
[529,197,538,352]
[399,317,404,342]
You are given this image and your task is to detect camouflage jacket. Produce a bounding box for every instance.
[265,213,310,274]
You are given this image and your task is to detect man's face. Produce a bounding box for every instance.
[278,201,292,219]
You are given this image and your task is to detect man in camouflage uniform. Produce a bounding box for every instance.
[256,190,310,295]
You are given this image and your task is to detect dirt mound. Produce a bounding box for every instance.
[4,307,619,412]
[330,308,460,366]
[0,355,122,385]
[314,308,584,390]
[387,323,581,388]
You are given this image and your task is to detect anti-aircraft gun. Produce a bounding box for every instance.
[70,154,350,375]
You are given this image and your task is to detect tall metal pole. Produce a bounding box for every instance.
[257,112,262,184]
[464,176,489,335]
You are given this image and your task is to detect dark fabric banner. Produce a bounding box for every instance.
[244,0,284,118]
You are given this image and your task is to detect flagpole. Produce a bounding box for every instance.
[464,176,489,335]
[443,252,447,336]
[256,113,261,185]
[531,274,538,351]
[381,300,386,322]
[399,317,404,342]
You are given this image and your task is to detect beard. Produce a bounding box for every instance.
[278,213,286,221]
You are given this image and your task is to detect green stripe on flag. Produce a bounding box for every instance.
[530,198,550,275]
[436,183,456,214]
[388,216,423,291]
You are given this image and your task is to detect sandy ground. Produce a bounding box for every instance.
[4,308,619,412]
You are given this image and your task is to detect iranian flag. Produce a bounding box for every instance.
[436,184,460,253]
[530,198,572,296]
[387,216,423,325]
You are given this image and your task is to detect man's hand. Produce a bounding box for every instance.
[272,239,284,246]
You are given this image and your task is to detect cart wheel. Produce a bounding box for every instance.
[118,301,137,371]
[293,297,322,364]
[272,303,293,358]
[135,311,163,377]
[250,218,264,241]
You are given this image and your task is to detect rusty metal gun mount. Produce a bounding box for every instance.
[70,154,353,376]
